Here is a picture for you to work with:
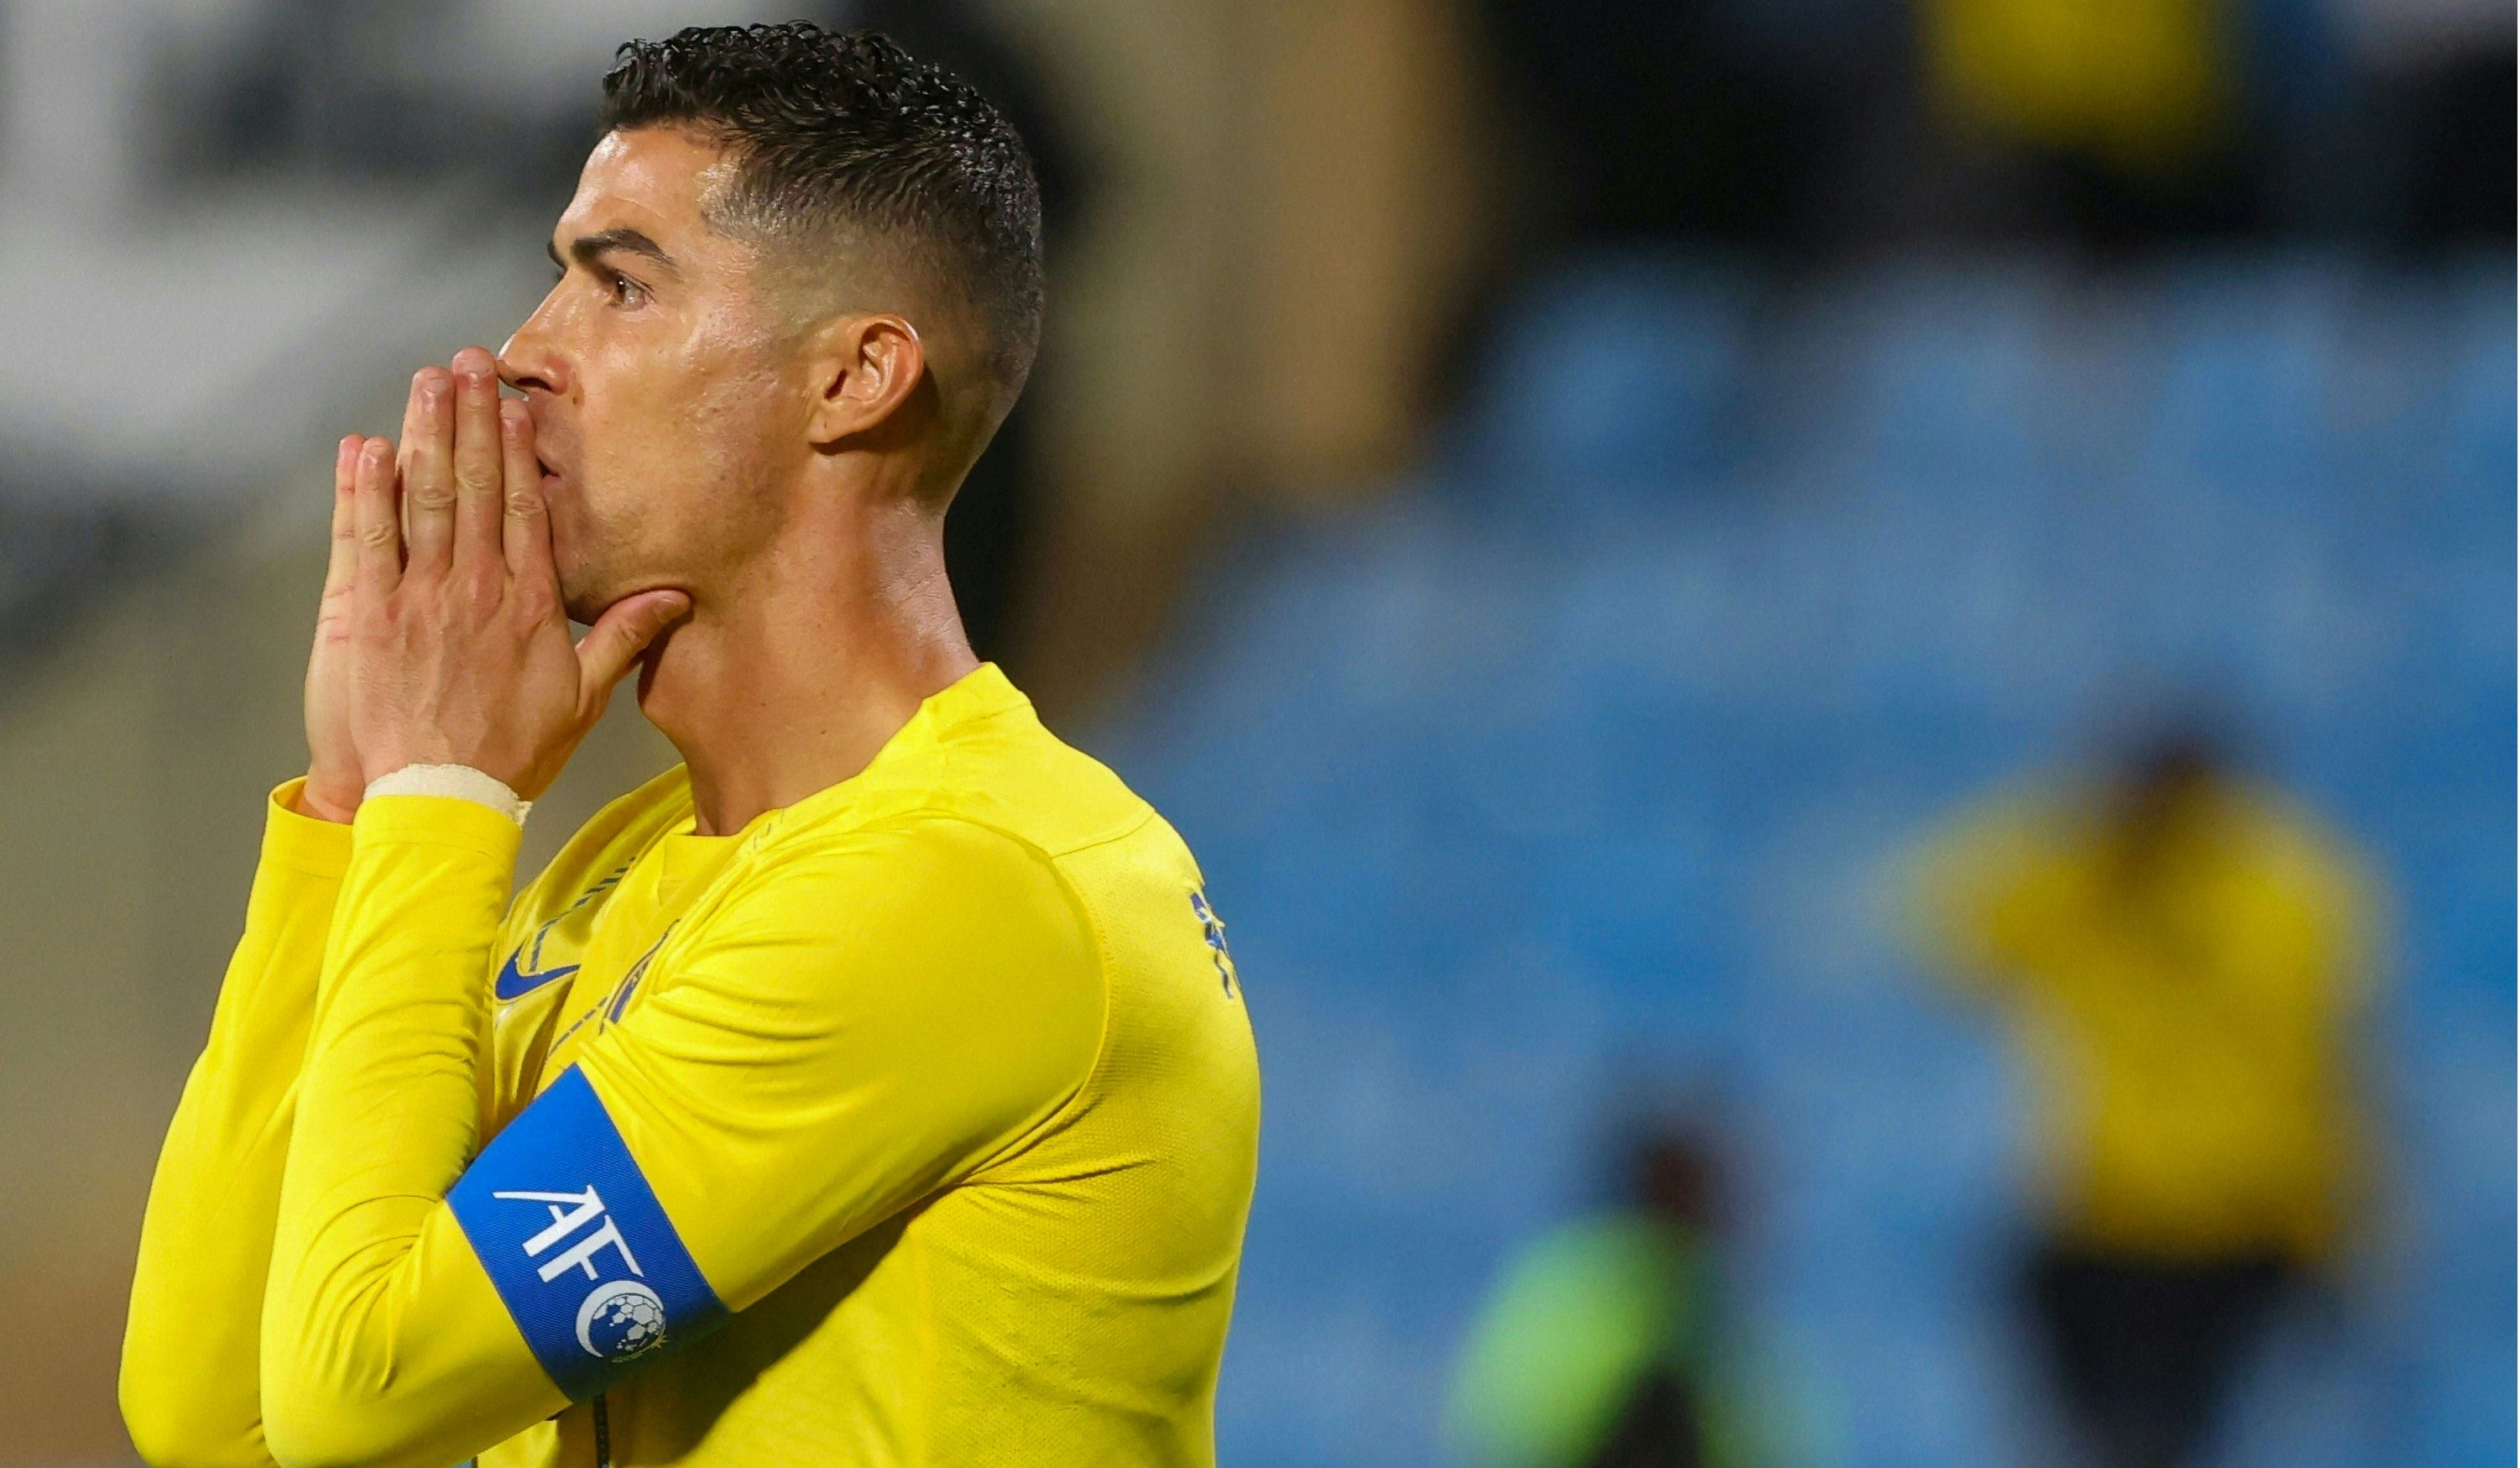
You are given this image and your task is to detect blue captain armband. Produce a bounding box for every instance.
[449,1067,728,1399]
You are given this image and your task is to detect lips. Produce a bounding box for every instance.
[521,403,569,488]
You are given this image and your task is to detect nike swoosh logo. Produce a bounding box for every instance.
[494,953,580,1001]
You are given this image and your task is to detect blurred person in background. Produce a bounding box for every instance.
[1921,0,2263,243]
[1444,1121,1782,1468]
[1474,0,1860,252]
[1907,721,2386,1468]
[1919,0,2514,248]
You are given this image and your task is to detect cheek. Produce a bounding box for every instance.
[684,378,785,478]
[573,311,791,547]
[671,333,794,490]
[586,326,770,463]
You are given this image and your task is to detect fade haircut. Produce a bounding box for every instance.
[598,23,1045,414]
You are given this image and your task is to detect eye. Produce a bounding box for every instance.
[607,270,649,308]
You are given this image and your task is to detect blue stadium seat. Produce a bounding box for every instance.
[1094,254,2515,1468]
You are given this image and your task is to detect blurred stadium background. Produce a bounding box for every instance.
[0,0,2508,1465]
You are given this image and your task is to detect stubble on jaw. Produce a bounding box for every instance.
[554,421,786,630]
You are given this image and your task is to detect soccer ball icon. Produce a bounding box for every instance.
[577,1281,668,1360]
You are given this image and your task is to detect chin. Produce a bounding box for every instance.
[554,569,607,628]
[552,549,621,626]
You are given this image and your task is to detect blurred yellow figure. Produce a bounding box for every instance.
[1923,0,2230,170]
[1910,728,2383,1468]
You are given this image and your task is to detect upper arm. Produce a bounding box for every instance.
[1905,797,2058,989]
[447,816,1104,1395]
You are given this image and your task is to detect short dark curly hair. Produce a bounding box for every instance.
[597,23,1044,411]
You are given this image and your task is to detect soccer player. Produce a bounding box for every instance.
[119,24,1259,1468]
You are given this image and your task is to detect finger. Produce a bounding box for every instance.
[323,435,360,605]
[500,398,557,583]
[352,436,402,598]
[451,347,504,570]
[399,366,457,577]
[575,590,691,709]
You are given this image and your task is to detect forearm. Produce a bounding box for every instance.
[261,792,557,1468]
[123,781,348,1468]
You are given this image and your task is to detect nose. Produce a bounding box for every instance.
[497,295,569,397]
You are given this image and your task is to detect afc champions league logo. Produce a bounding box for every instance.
[577,1278,668,1360]
[493,1184,671,1361]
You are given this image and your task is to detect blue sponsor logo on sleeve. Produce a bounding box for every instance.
[1189,890,1238,996]
[449,1067,726,1399]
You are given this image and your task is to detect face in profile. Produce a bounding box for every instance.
[498,128,803,624]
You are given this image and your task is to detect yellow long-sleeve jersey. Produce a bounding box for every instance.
[1909,777,2377,1267]
[123,665,1261,1468]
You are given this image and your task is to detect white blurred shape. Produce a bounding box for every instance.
[394,0,803,105]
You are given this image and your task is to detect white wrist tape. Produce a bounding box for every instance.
[364,764,532,827]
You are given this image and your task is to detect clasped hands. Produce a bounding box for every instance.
[297,347,689,824]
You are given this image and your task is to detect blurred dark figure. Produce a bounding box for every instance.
[1910,724,2384,1468]
[2330,0,2517,248]
[1474,0,1895,253]
[1919,0,2271,245]
[1446,1126,1770,1468]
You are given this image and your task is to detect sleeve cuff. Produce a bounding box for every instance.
[265,778,356,879]
[366,764,532,827]
[353,790,529,866]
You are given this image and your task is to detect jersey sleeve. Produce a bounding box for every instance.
[1902,791,2059,993]
[122,781,350,1468]
[574,814,1103,1309]
[258,799,1104,1468]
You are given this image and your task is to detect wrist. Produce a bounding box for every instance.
[363,764,534,827]
[295,777,360,825]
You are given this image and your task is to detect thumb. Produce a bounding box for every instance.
[576,589,691,708]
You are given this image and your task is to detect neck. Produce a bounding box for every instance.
[636,501,978,836]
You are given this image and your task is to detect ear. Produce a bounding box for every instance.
[804,314,926,448]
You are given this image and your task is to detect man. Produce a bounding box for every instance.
[1908,726,2381,1468]
[120,24,1259,1468]
[1446,1125,1785,1468]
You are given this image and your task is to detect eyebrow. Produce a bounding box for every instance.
[548,227,681,278]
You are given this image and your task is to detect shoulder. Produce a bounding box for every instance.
[661,812,1109,1101]
[910,691,1163,858]
[706,812,1105,997]
[2229,784,2382,927]
[1911,781,2079,900]
[754,806,1082,908]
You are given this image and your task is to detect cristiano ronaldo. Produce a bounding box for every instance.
[120,24,1258,1468]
